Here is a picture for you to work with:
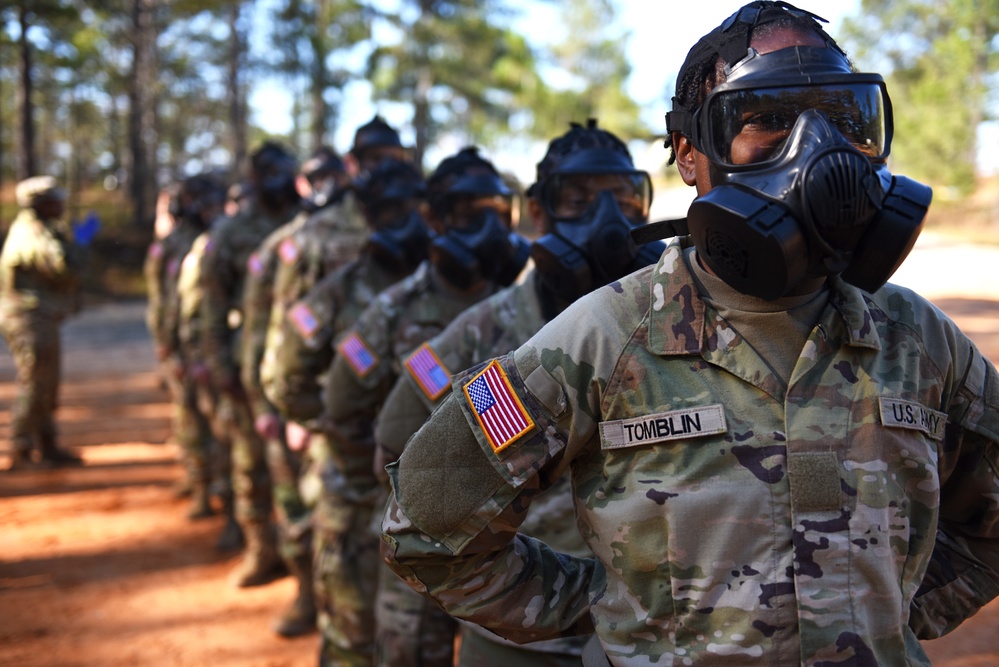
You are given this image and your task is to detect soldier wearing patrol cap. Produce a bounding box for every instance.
[382,3,999,666]
[1,176,87,469]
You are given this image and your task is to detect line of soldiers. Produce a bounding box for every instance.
[145,114,662,665]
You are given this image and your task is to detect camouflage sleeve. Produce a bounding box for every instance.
[322,302,400,503]
[143,241,168,348]
[199,232,237,385]
[381,352,601,644]
[261,276,340,424]
[177,236,209,364]
[373,372,433,488]
[909,345,999,638]
[240,247,278,416]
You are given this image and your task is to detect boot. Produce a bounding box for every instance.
[215,490,245,552]
[187,479,214,520]
[7,440,38,471]
[230,520,287,588]
[39,430,83,467]
[271,552,317,637]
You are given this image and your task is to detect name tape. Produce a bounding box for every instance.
[879,397,947,441]
[600,404,727,450]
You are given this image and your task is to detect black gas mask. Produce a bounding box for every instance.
[429,172,530,289]
[369,208,431,275]
[531,148,663,302]
[256,153,301,212]
[665,45,931,300]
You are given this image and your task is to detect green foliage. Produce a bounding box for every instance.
[841,0,999,194]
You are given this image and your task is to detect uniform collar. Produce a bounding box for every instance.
[647,236,882,356]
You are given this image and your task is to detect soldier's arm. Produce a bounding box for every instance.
[199,234,238,388]
[373,372,434,489]
[143,241,168,351]
[909,344,999,638]
[382,342,605,644]
[240,248,278,417]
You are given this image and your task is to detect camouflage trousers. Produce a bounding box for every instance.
[375,558,457,667]
[456,629,585,667]
[265,431,312,563]
[214,388,272,523]
[161,357,214,488]
[0,313,62,455]
[314,481,380,667]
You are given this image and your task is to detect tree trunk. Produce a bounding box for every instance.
[127,0,153,227]
[17,3,37,180]
[227,1,248,182]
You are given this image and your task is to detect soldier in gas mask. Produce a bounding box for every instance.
[381,3,999,667]
[374,120,660,666]
[313,146,530,667]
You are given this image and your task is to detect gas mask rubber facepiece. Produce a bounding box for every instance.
[429,172,529,290]
[667,45,931,300]
[531,148,663,303]
[368,207,431,275]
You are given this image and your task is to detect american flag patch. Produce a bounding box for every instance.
[247,252,264,276]
[288,302,319,340]
[463,360,534,453]
[338,331,378,377]
[405,343,451,401]
[278,238,300,265]
[148,242,164,259]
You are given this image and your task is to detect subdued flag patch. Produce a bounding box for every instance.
[338,331,378,377]
[278,238,300,265]
[463,360,534,453]
[247,252,264,276]
[405,343,451,401]
[288,302,319,340]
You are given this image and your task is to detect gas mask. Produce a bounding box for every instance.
[531,149,663,303]
[429,172,530,289]
[257,154,301,211]
[368,208,431,275]
[665,45,931,300]
[431,208,530,289]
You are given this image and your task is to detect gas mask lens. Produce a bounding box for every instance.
[541,172,652,223]
[705,82,888,167]
[446,194,513,231]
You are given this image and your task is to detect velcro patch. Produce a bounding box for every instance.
[879,397,947,441]
[600,405,727,450]
[288,302,319,340]
[463,360,535,454]
[338,331,379,377]
[278,238,300,265]
[247,252,264,276]
[405,343,451,401]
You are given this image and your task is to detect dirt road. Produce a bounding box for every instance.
[2,232,999,666]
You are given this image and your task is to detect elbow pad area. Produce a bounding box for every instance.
[397,395,507,541]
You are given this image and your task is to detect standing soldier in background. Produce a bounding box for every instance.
[319,146,530,667]
[375,120,662,666]
[1,176,88,470]
[240,145,364,637]
[145,173,227,517]
[199,141,302,587]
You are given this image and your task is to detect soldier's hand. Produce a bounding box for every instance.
[285,421,312,452]
[254,413,283,440]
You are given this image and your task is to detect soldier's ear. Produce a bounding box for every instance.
[673,133,697,186]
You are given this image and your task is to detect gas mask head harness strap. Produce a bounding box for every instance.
[357,158,431,275]
[530,119,663,304]
[641,1,931,300]
[428,147,530,289]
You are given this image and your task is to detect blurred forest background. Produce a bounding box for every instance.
[0,0,997,297]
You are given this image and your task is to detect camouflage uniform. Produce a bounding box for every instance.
[375,267,589,666]
[318,259,501,667]
[145,217,216,512]
[200,199,299,580]
[0,190,85,466]
[242,193,366,633]
[260,244,415,663]
[383,235,999,666]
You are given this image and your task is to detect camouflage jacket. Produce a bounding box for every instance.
[0,208,85,320]
[240,214,308,417]
[145,217,205,355]
[375,267,591,656]
[383,236,999,666]
[322,260,499,503]
[200,201,299,386]
[176,231,211,365]
[261,251,408,426]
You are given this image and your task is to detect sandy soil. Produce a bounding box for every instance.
[2,232,999,666]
